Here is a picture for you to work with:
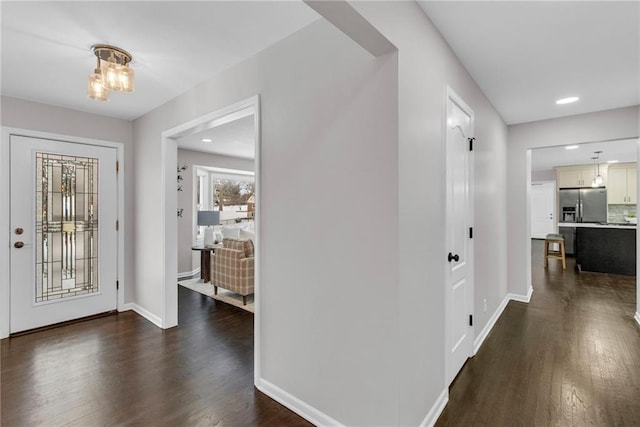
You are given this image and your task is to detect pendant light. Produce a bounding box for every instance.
[591,151,604,187]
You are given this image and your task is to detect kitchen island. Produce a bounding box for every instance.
[558,222,636,276]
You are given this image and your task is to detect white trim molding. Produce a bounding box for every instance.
[508,286,534,303]
[634,312,640,328]
[474,295,510,355]
[120,303,163,328]
[178,267,200,280]
[420,388,449,427]
[256,378,343,427]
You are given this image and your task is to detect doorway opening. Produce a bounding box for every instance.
[528,138,638,313]
[160,95,261,380]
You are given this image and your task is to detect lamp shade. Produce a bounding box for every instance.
[197,210,220,226]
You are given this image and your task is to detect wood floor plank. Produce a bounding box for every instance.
[1,287,311,427]
[436,239,640,426]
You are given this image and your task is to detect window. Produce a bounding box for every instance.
[211,178,255,224]
[193,167,255,242]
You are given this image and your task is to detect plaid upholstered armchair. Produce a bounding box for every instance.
[211,238,255,305]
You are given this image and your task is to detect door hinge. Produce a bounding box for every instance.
[469,227,473,239]
[116,280,119,290]
[469,314,473,326]
[116,220,119,231]
[116,161,119,173]
[468,137,475,151]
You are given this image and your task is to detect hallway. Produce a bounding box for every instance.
[437,239,640,425]
[1,287,310,426]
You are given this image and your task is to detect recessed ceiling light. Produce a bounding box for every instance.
[607,160,619,164]
[565,145,579,150]
[556,96,580,105]
[201,138,212,143]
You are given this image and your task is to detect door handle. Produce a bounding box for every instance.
[15,227,24,235]
[14,241,24,248]
[448,252,460,263]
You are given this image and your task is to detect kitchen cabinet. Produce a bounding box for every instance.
[556,164,607,188]
[607,163,637,204]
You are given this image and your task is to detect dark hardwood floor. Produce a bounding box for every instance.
[436,239,640,426]
[4,242,639,426]
[1,286,311,426]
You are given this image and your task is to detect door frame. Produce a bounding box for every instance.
[443,86,475,385]
[159,95,262,382]
[0,127,125,339]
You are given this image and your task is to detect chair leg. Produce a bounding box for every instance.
[214,286,218,295]
[242,295,247,306]
[560,241,566,270]
[544,241,549,268]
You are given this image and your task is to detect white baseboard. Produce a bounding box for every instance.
[178,267,200,280]
[474,295,510,355]
[474,287,533,355]
[118,302,134,312]
[419,388,449,427]
[256,378,343,427]
[507,286,533,303]
[635,312,640,328]
[121,303,163,328]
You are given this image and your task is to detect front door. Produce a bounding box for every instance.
[10,135,118,333]
[445,89,474,386]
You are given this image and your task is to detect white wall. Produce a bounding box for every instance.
[176,148,254,274]
[133,20,399,425]
[1,96,135,303]
[507,106,640,301]
[346,3,509,424]
[531,169,556,182]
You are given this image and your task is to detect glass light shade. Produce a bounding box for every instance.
[119,65,135,93]
[87,72,108,101]
[101,61,123,91]
[595,175,604,186]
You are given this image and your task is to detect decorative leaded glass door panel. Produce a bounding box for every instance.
[10,135,117,333]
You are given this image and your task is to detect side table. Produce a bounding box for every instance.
[191,245,221,282]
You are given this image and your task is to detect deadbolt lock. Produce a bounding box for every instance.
[14,241,24,249]
[15,227,24,235]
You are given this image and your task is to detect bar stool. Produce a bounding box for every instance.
[544,233,566,270]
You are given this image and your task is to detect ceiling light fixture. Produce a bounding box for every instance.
[556,96,579,105]
[88,44,134,101]
[201,138,213,143]
[607,160,619,164]
[565,145,579,150]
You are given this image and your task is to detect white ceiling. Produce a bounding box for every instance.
[1,1,319,121]
[531,138,639,172]
[419,1,640,124]
[3,2,638,129]
[177,115,255,159]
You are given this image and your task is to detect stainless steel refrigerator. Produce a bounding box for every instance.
[559,188,607,223]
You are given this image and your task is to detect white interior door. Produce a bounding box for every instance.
[10,135,118,333]
[445,89,474,386]
[531,182,556,238]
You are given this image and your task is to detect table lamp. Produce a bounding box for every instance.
[198,210,220,247]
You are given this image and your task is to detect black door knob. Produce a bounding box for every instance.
[448,252,459,262]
